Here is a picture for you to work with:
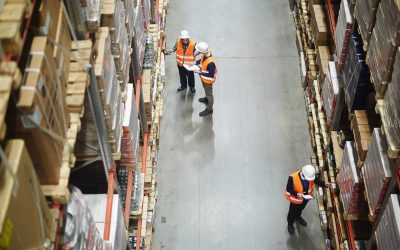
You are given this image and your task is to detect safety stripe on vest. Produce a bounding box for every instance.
[200,75,215,81]
[285,192,303,203]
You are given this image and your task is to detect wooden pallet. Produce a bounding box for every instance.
[0,75,12,141]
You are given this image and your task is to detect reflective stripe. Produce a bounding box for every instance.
[176,39,196,66]
[200,75,215,81]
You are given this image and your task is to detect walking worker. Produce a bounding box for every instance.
[194,42,217,117]
[164,30,197,94]
[285,164,332,235]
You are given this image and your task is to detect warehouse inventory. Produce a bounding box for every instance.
[290,0,400,249]
[0,0,169,249]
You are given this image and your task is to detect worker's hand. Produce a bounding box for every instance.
[297,193,304,198]
[163,50,171,55]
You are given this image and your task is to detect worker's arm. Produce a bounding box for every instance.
[315,177,331,188]
[164,40,178,55]
[199,62,215,76]
[286,176,298,197]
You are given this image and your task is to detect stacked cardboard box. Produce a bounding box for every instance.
[310,5,328,46]
[337,141,369,218]
[354,0,380,47]
[363,129,394,217]
[0,1,27,56]
[342,31,373,112]
[367,0,400,98]
[350,110,380,163]
[0,140,53,250]
[15,36,68,184]
[316,46,330,84]
[335,0,353,71]
[375,194,400,249]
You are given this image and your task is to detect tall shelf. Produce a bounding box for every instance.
[290,0,400,249]
[0,0,169,249]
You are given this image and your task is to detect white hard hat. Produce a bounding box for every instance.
[180,30,190,39]
[195,42,209,53]
[302,165,316,181]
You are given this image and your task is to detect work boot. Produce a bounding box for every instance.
[288,224,295,235]
[296,217,307,227]
[190,87,196,94]
[198,97,208,104]
[199,109,213,117]
[176,87,187,92]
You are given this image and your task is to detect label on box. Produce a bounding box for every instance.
[21,105,42,128]
[0,219,13,248]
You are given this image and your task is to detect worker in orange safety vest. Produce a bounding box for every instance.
[164,30,197,94]
[285,165,332,235]
[194,42,217,117]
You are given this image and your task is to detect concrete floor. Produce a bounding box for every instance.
[152,0,325,249]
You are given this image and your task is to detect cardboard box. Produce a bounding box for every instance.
[0,140,52,249]
[0,22,22,56]
[0,3,26,22]
[37,0,60,40]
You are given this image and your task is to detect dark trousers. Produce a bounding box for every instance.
[178,65,195,88]
[287,201,308,225]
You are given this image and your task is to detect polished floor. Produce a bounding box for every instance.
[152,0,325,249]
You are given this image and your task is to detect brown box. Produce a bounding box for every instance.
[0,22,22,56]
[37,0,60,40]
[311,5,328,46]
[0,3,26,22]
[0,140,52,249]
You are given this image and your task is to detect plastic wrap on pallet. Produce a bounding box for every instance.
[367,0,400,92]
[342,31,373,111]
[84,194,128,250]
[122,84,139,148]
[124,0,135,43]
[85,0,101,30]
[61,186,107,250]
[375,194,400,250]
[322,64,338,124]
[335,0,353,69]
[382,48,400,150]
[354,0,380,44]
[133,1,146,75]
[143,0,151,26]
[364,128,393,216]
[322,61,343,130]
[337,141,369,216]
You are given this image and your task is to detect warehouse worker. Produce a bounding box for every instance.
[164,30,197,94]
[194,42,217,117]
[285,164,332,235]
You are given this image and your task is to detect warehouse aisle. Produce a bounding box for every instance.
[153,1,325,249]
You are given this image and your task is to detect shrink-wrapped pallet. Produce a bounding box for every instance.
[375,194,400,250]
[354,0,380,45]
[367,0,400,96]
[322,61,343,130]
[336,0,353,70]
[337,141,369,216]
[342,31,373,111]
[363,128,394,216]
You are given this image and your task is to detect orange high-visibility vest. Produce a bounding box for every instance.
[199,52,217,84]
[285,171,314,204]
[176,39,196,66]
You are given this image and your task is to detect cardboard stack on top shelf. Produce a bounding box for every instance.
[367,0,400,98]
[342,31,373,112]
[15,36,68,184]
[316,46,330,84]
[322,61,344,130]
[349,110,380,164]
[335,0,353,71]
[354,0,380,48]
[0,1,27,56]
[0,140,53,250]
[375,194,400,250]
[363,128,394,218]
[310,4,328,46]
[337,141,369,218]
[377,48,400,158]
